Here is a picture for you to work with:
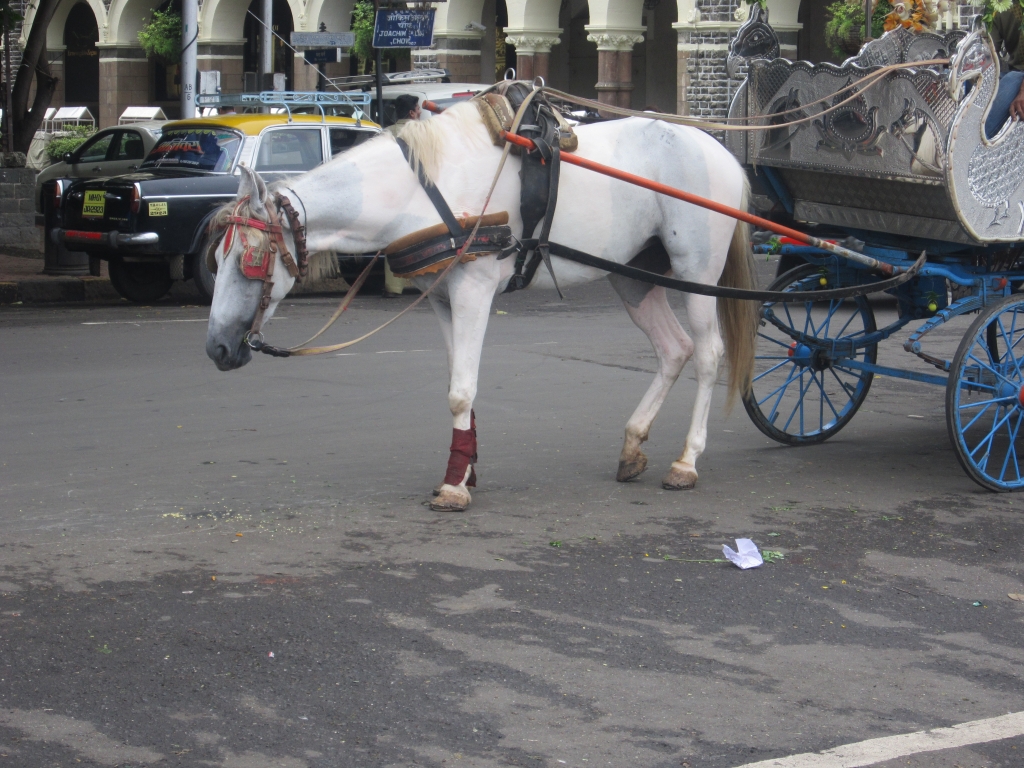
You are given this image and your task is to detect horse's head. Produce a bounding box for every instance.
[727,4,779,79]
[948,15,995,100]
[205,166,303,371]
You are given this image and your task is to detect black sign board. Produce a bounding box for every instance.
[372,9,435,49]
[303,48,340,64]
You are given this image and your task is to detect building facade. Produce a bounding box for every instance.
[18,0,988,128]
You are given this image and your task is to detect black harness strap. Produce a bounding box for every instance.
[498,239,926,302]
[396,137,465,239]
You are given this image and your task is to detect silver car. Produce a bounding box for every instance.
[34,121,165,215]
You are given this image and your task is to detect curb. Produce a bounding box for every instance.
[0,277,121,305]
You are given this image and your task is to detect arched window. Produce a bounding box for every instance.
[243,0,295,89]
[64,3,99,112]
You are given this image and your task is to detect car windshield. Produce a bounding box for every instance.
[141,128,241,171]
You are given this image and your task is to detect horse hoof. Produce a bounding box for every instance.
[616,452,648,482]
[432,483,443,497]
[430,484,471,512]
[662,462,698,490]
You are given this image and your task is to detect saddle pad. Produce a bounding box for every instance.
[474,89,578,153]
[385,212,510,255]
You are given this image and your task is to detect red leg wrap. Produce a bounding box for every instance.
[443,410,478,487]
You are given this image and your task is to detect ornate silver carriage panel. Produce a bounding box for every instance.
[727,9,1024,245]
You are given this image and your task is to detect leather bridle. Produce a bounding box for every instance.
[212,191,309,349]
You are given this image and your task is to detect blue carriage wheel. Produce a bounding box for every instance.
[945,293,1024,492]
[743,263,877,446]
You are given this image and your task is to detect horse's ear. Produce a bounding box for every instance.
[236,165,268,216]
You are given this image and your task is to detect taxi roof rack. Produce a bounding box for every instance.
[325,69,451,90]
[194,91,372,123]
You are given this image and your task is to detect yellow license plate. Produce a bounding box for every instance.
[82,190,105,218]
[148,201,168,216]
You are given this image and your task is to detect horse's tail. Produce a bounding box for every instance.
[717,180,759,412]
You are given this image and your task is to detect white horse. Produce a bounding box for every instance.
[205,100,757,511]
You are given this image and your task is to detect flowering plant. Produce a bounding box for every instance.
[983,0,1024,25]
[879,0,943,32]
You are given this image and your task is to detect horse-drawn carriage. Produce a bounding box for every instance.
[726,9,1024,491]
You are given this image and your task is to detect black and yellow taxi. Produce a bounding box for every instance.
[56,110,379,302]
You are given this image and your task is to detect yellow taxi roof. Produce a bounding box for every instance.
[163,113,380,136]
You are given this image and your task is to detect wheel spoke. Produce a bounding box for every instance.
[752,359,792,383]
[812,370,842,422]
[782,369,814,434]
[998,315,1020,372]
[829,366,859,401]
[759,331,797,350]
[959,395,1015,410]
[965,351,1003,391]
[961,400,995,434]
[758,364,805,407]
[834,308,861,339]
[996,410,1023,483]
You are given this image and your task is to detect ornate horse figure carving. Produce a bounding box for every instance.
[204,101,758,511]
[727,4,780,80]
[947,17,1024,238]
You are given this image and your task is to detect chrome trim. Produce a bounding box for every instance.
[116,232,160,246]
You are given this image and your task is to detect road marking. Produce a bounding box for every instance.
[335,341,559,357]
[81,318,287,326]
[81,319,207,325]
[735,711,1024,767]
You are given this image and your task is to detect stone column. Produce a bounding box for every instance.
[413,33,484,81]
[585,29,645,110]
[97,46,150,128]
[503,31,561,82]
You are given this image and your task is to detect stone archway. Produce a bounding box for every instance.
[63,3,100,116]
[242,0,295,89]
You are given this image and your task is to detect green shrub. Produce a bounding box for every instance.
[45,126,95,162]
[138,8,182,62]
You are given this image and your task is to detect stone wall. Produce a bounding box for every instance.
[0,168,42,253]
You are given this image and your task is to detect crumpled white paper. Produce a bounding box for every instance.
[722,538,763,569]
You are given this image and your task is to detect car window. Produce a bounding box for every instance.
[142,128,241,172]
[76,132,116,163]
[329,128,374,157]
[115,131,146,160]
[254,128,324,172]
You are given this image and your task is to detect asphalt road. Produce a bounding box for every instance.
[2,271,1024,768]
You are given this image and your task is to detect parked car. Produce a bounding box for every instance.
[35,121,165,217]
[55,111,380,303]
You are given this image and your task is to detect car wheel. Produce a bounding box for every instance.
[108,258,173,303]
[191,252,216,304]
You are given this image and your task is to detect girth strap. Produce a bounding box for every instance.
[396,137,465,239]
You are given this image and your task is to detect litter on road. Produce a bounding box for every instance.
[723,538,764,569]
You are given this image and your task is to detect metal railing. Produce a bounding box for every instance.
[195,91,373,123]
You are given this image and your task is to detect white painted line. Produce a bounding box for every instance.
[735,711,1024,768]
[82,319,207,325]
[81,318,286,326]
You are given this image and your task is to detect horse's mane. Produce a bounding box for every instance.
[207,194,337,281]
[393,100,493,184]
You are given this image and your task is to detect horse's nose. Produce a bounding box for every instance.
[207,340,232,370]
